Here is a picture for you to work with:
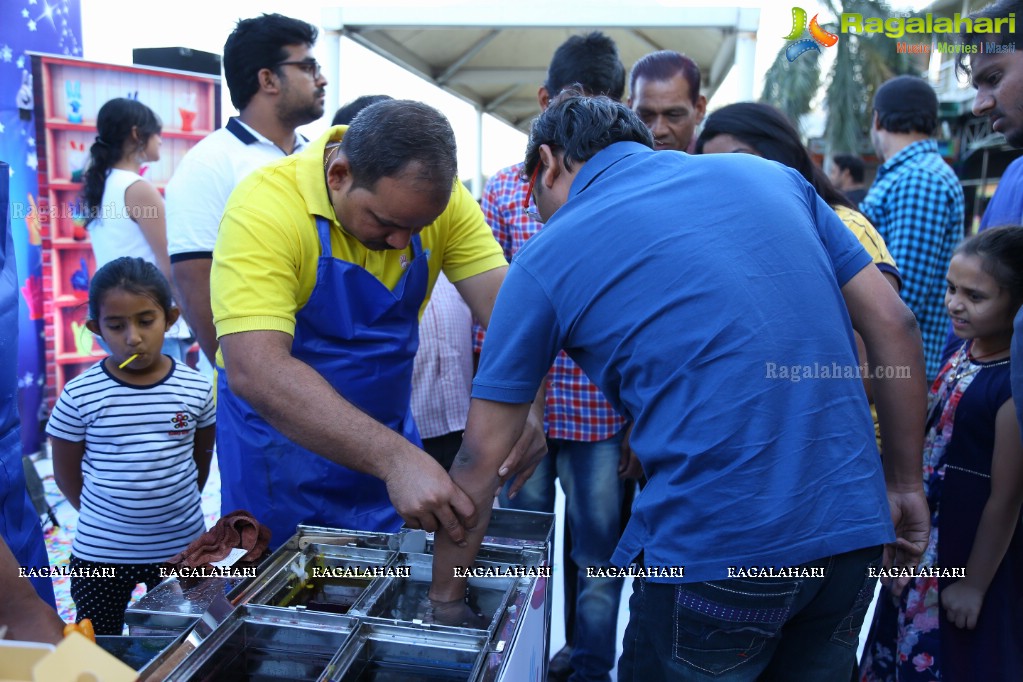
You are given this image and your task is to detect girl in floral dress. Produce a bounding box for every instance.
[860,226,1023,680]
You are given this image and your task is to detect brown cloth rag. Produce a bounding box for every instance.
[165,509,272,570]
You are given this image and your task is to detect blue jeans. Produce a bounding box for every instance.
[618,545,882,681]
[499,431,626,682]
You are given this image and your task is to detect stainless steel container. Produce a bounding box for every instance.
[157,605,356,681]
[321,622,490,681]
[143,509,554,681]
[125,575,251,637]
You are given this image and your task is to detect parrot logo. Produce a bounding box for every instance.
[784,7,839,62]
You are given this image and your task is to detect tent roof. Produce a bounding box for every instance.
[322,3,760,132]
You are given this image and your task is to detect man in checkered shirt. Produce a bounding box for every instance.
[476,32,631,682]
[860,75,965,383]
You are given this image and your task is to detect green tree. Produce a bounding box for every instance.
[761,0,919,153]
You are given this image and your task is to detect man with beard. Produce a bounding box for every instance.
[960,0,1023,439]
[167,14,326,370]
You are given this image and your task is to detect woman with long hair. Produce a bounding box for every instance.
[80,97,190,360]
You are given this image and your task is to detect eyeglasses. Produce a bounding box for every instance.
[523,163,543,223]
[275,59,322,78]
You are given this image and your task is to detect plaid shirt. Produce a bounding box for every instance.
[860,139,964,381]
[475,163,627,441]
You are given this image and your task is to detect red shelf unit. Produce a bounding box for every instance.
[32,54,220,408]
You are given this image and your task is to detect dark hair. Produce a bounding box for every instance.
[332,94,393,126]
[545,32,626,101]
[223,13,318,110]
[954,226,1023,305]
[629,50,701,105]
[88,256,174,321]
[694,102,853,209]
[832,153,865,183]
[872,76,938,135]
[341,99,457,192]
[81,98,161,227]
[875,109,937,136]
[524,91,653,179]
[956,0,1023,77]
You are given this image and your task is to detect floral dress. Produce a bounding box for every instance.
[859,342,1021,681]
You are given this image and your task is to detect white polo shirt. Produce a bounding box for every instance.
[166,118,309,260]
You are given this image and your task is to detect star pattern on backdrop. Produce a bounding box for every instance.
[15,0,80,56]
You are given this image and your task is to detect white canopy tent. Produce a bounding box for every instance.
[320,2,760,193]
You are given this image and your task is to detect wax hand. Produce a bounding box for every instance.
[384,449,476,546]
[425,595,488,629]
[497,405,547,499]
[883,488,930,598]
[941,580,984,629]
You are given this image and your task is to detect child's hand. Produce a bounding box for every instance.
[940,580,984,629]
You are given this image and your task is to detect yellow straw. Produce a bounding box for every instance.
[118,354,139,369]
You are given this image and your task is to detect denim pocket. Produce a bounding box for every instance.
[830,551,882,649]
[673,578,800,676]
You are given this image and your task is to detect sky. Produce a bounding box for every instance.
[77,0,941,181]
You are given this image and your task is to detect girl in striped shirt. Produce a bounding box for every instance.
[47,257,214,634]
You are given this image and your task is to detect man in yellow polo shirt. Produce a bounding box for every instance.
[211,100,543,548]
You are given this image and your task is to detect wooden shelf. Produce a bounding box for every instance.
[53,294,90,306]
[35,52,220,404]
[44,119,211,140]
[51,239,89,250]
[46,180,83,191]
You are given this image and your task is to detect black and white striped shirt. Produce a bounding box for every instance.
[47,360,215,563]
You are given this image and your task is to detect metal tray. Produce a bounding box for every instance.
[157,605,356,681]
[321,622,490,681]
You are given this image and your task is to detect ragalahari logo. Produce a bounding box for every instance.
[785,7,839,62]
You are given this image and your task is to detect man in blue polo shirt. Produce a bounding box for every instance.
[429,94,931,680]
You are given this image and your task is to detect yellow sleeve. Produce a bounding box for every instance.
[833,205,900,276]
[432,180,507,283]
[211,170,317,341]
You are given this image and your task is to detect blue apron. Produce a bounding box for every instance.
[217,216,428,547]
[0,162,56,607]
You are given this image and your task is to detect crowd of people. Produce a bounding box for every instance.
[2,1,1023,680]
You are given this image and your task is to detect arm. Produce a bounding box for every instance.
[50,436,84,511]
[192,424,215,492]
[166,154,232,366]
[854,269,904,402]
[841,262,930,569]
[172,258,217,364]
[125,180,172,283]
[453,267,547,493]
[941,399,1023,629]
[429,399,532,602]
[220,329,474,540]
[0,535,64,643]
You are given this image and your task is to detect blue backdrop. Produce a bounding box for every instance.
[0,0,82,455]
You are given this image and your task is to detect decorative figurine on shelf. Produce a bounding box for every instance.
[68,140,87,183]
[70,320,96,357]
[65,81,82,124]
[70,198,88,240]
[178,92,197,132]
[70,257,90,297]
[16,70,33,121]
